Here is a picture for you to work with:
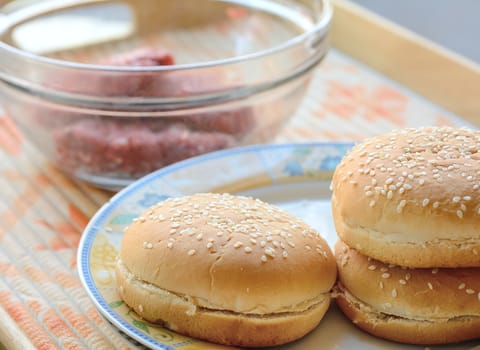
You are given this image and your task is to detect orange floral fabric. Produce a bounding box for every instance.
[0,49,470,349]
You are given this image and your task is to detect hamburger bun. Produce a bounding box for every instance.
[334,240,480,344]
[116,193,336,347]
[331,126,480,268]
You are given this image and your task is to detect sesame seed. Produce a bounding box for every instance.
[365,191,373,197]
[369,200,376,207]
[427,282,433,290]
[341,256,349,267]
[196,233,203,241]
[405,273,411,281]
[382,273,391,279]
[234,241,243,249]
[261,255,267,263]
[379,281,384,289]
[260,240,266,247]
[282,251,288,258]
[380,267,389,272]
[478,292,480,301]
[466,289,475,295]
[305,245,311,251]
[386,178,393,185]
[171,222,181,228]
[422,198,430,207]
[206,242,213,249]
[368,265,377,271]
[452,196,461,203]
[399,279,407,285]
[387,191,393,199]
[391,289,397,298]
[187,249,196,256]
[458,283,466,290]
[138,304,143,313]
[264,247,276,257]
[433,201,440,209]
[431,268,439,274]
[244,247,252,253]
[457,210,463,219]
[180,228,195,235]
[396,200,407,213]
[464,196,472,201]
[288,241,295,248]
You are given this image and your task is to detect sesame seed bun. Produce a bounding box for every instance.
[331,126,480,268]
[334,240,480,345]
[116,193,336,347]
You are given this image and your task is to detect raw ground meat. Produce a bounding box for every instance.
[49,47,256,179]
[54,119,236,177]
[98,47,175,66]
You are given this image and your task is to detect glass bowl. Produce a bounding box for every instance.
[0,0,332,190]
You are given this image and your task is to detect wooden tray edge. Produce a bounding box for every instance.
[331,0,480,125]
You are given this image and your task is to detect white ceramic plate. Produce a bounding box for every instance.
[78,142,479,350]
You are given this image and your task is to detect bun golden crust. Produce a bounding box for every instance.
[117,193,337,346]
[334,240,480,344]
[331,126,480,267]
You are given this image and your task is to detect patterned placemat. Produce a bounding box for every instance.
[0,48,473,349]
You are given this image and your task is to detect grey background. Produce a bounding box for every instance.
[352,0,480,63]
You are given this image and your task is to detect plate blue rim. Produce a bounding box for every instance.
[77,141,354,350]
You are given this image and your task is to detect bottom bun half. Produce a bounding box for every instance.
[334,240,480,345]
[336,285,480,345]
[116,261,331,347]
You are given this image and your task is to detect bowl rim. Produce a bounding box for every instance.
[0,0,332,72]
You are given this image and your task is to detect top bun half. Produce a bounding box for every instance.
[331,127,480,267]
